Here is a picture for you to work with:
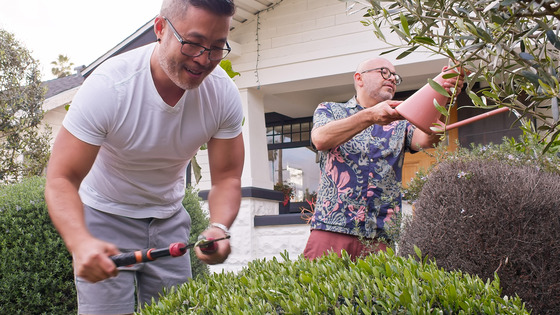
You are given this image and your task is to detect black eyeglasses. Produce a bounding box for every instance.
[360,67,402,85]
[163,17,231,61]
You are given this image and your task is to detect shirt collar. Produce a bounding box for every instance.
[346,96,363,111]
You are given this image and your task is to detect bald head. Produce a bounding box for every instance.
[354,57,398,106]
[356,57,394,74]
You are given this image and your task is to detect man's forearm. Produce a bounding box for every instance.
[206,178,242,228]
[45,178,91,252]
[312,111,373,151]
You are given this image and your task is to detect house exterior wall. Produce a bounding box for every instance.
[42,106,67,145]
[230,0,447,94]
[41,86,81,145]
[200,0,444,273]
[208,198,311,274]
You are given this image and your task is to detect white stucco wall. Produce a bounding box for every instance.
[208,198,311,274]
[229,0,446,94]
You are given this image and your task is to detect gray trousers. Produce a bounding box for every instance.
[76,205,192,314]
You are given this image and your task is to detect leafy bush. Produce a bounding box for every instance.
[140,249,528,314]
[399,137,560,314]
[0,178,209,313]
[183,185,210,279]
[0,176,76,314]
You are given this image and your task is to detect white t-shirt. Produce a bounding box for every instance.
[63,43,243,219]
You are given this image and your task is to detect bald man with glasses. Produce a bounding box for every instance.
[303,57,463,261]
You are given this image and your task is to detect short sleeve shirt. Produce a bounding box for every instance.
[309,97,416,239]
[63,43,243,219]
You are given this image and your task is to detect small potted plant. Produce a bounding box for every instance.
[274,182,294,214]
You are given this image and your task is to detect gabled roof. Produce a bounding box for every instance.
[42,69,85,99]
[82,17,158,78]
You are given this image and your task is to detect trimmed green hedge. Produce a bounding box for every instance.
[140,249,528,314]
[0,177,209,313]
[0,176,76,314]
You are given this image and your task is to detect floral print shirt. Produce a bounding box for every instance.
[310,97,416,239]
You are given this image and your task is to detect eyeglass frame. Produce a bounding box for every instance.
[360,67,402,85]
[163,16,231,61]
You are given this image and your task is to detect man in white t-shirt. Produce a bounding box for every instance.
[44,0,244,313]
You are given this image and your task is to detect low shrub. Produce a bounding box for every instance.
[0,176,76,314]
[0,177,209,313]
[140,249,528,314]
[399,137,560,314]
[182,185,210,279]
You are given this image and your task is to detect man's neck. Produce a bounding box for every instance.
[150,50,185,107]
[356,95,383,109]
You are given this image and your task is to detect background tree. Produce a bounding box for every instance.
[0,29,51,183]
[51,54,74,78]
[346,0,560,152]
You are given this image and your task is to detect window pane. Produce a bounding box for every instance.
[268,147,319,202]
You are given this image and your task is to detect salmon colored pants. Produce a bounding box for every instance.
[303,229,387,261]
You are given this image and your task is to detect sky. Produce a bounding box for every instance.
[0,0,163,80]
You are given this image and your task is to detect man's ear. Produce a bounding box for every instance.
[354,72,364,87]
[154,16,165,41]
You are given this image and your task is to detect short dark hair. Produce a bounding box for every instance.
[161,0,236,19]
[190,0,236,16]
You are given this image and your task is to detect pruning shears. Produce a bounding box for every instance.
[110,235,230,267]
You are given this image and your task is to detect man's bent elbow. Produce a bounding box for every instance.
[311,137,330,152]
[311,128,338,151]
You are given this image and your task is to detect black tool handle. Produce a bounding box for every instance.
[109,236,229,267]
[111,248,155,267]
[110,243,186,267]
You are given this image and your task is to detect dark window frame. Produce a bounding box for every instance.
[266,115,314,150]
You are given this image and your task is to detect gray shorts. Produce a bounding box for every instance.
[76,205,192,314]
